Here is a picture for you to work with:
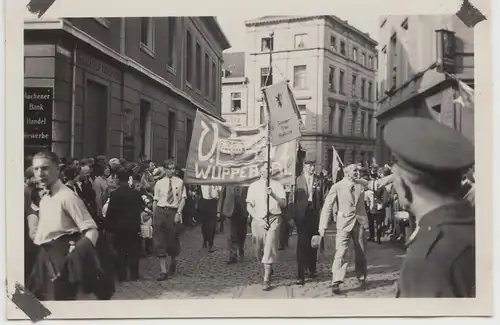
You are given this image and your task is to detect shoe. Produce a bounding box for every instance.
[157,272,168,281]
[208,246,215,253]
[331,282,341,294]
[357,277,367,288]
[167,262,177,276]
[296,278,305,285]
[262,281,271,291]
[238,250,245,261]
[226,257,238,265]
[308,272,317,279]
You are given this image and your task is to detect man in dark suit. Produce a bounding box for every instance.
[294,159,324,285]
[74,165,98,221]
[106,169,144,282]
[218,185,248,264]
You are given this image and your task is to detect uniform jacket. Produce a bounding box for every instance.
[396,201,475,298]
[295,173,324,221]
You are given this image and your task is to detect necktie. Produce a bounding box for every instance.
[167,179,174,204]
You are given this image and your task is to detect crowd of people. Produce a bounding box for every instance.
[22,117,476,300]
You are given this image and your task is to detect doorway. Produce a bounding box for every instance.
[84,80,108,158]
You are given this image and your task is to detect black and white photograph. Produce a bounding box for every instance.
[3,0,494,320]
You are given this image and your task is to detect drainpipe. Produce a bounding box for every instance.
[120,18,126,158]
[70,43,77,157]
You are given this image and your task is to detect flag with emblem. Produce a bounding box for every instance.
[262,81,302,146]
[331,145,344,184]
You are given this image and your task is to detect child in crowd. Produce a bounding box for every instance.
[140,194,154,256]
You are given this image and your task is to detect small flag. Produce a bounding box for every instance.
[262,81,302,146]
[331,145,344,183]
[452,78,474,113]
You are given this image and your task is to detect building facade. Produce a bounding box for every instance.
[376,15,474,164]
[221,52,249,126]
[244,16,377,171]
[24,17,230,167]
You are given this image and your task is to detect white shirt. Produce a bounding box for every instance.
[201,185,221,200]
[304,173,314,202]
[246,178,286,221]
[153,176,187,208]
[34,180,97,245]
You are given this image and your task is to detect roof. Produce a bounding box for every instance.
[222,52,245,78]
[244,15,377,46]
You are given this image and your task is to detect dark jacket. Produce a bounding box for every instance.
[105,185,143,234]
[67,237,115,300]
[74,180,97,218]
[396,201,475,298]
[294,173,324,221]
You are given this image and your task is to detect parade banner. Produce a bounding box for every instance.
[185,110,296,185]
[262,81,302,146]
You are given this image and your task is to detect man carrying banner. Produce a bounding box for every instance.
[246,163,287,291]
[200,185,221,252]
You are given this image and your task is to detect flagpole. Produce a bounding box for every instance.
[265,32,274,229]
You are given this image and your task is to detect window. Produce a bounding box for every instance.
[352,74,357,97]
[260,67,273,87]
[339,70,345,94]
[294,34,306,49]
[168,111,176,159]
[185,30,193,84]
[204,53,210,96]
[361,111,366,136]
[338,106,345,135]
[298,105,307,126]
[392,66,397,88]
[140,17,155,52]
[167,17,176,67]
[368,82,373,101]
[139,99,152,158]
[261,37,273,51]
[231,92,242,112]
[361,53,366,66]
[368,56,373,69]
[352,149,357,163]
[351,109,357,136]
[328,66,335,91]
[195,43,202,90]
[260,105,265,124]
[340,41,346,55]
[211,61,216,101]
[338,149,345,164]
[353,47,358,61]
[186,118,193,156]
[293,65,307,89]
[330,36,337,50]
[329,106,335,133]
[361,78,366,100]
[368,113,373,138]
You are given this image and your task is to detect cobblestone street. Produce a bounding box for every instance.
[110,224,406,299]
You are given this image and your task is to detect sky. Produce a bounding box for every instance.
[216,14,381,53]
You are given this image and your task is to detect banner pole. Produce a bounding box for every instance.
[265,32,274,230]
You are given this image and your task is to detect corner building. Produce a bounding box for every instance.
[24,17,230,166]
[375,15,474,164]
[244,16,377,171]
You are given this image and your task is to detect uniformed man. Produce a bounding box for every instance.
[382,117,475,298]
